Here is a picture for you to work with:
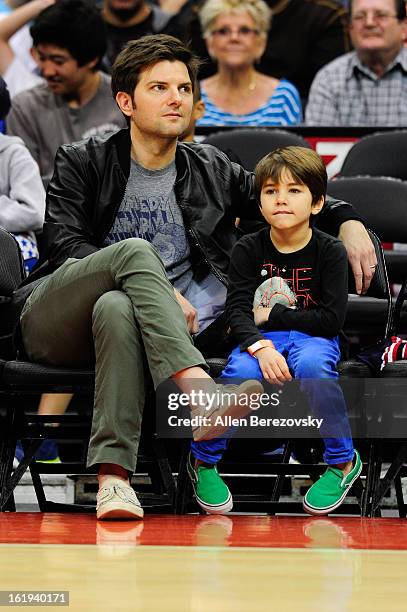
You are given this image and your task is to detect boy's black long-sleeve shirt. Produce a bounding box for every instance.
[226,227,348,351]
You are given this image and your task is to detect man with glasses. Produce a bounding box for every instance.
[305,0,407,125]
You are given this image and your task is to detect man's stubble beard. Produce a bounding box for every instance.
[106,0,145,23]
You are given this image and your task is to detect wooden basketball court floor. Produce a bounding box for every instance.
[1,514,407,611]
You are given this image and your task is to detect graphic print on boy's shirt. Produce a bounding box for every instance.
[254,261,319,311]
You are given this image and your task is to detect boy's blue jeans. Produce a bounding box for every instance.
[191,330,354,466]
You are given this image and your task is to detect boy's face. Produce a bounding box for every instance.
[259,168,324,231]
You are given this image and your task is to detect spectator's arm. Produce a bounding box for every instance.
[315,197,376,294]
[282,81,303,125]
[0,141,45,232]
[43,144,100,267]
[226,237,266,350]
[229,160,261,221]
[0,0,54,74]
[7,98,42,173]
[0,40,13,75]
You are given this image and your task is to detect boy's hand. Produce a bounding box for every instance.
[255,347,292,385]
[253,306,272,326]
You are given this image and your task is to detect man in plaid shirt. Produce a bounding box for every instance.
[305,0,407,126]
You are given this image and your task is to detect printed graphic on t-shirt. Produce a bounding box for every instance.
[254,262,318,310]
[106,193,189,270]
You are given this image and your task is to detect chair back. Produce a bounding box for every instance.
[0,226,25,295]
[327,176,407,285]
[340,131,407,180]
[0,227,25,358]
[202,128,311,171]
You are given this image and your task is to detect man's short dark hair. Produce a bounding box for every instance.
[349,0,407,20]
[111,34,201,99]
[30,0,106,68]
[254,146,327,207]
[0,76,11,120]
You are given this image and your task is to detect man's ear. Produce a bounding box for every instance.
[311,195,325,216]
[115,91,134,118]
[192,99,205,122]
[86,57,99,71]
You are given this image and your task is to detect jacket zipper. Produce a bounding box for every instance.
[179,205,226,286]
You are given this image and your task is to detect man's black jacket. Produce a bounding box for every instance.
[31,128,361,286]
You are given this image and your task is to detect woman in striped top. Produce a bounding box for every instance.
[197,0,302,127]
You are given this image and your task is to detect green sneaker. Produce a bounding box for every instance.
[187,452,233,514]
[303,450,362,515]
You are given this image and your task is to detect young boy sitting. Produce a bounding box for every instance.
[188,146,362,516]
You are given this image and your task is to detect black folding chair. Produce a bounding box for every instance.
[202,128,311,171]
[366,278,407,517]
[328,175,407,288]
[340,131,407,181]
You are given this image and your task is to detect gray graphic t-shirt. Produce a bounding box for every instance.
[105,158,192,289]
[105,157,227,332]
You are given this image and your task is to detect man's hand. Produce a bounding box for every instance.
[174,288,199,334]
[256,347,292,385]
[338,220,377,295]
[253,306,272,326]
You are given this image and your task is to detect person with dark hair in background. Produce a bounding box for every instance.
[6,0,126,185]
[306,0,407,125]
[101,0,184,72]
[178,79,205,141]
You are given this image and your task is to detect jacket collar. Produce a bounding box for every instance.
[109,127,190,184]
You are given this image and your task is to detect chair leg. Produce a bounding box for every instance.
[29,464,49,512]
[4,493,16,511]
[151,435,176,510]
[371,442,407,516]
[0,406,18,511]
[394,475,406,518]
[175,441,193,515]
[270,440,292,512]
[362,441,380,517]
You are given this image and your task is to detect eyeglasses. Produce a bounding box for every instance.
[351,11,399,24]
[210,26,260,38]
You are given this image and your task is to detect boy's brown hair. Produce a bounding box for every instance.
[111,34,201,100]
[254,146,327,207]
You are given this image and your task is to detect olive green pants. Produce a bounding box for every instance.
[20,239,206,472]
